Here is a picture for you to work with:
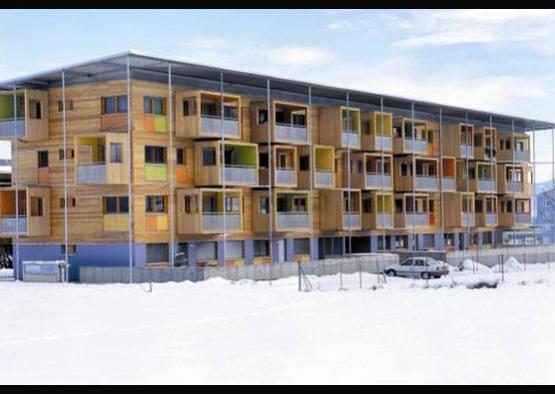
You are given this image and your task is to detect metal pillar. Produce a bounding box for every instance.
[61,71,69,281]
[12,86,19,280]
[410,103,416,251]
[439,107,444,250]
[266,79,274,284]
[126,56,133,283]
[168,63,175,267]
[380,98,386,252]
[220,72,227,266]
[532,123,536,246]
[346,92,352,255]
[308,85,314,259]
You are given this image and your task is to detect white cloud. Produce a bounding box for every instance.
[258,46,333,67]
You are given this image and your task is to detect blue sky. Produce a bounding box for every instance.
[2,9,555,178]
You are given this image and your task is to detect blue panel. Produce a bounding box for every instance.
[217,240,225,265]
[310,237,319,261]
[187,242,197,267]
[285,238,294,262]
[370,235,378,253]
[435,233,444,250]
[244,239,254,265]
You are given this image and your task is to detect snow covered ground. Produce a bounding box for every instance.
[1,262,555,384]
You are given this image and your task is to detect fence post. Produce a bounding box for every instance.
[358,258,362,289]
[339,258,344,291]
[298,261,301,292]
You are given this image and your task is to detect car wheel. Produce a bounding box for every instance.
[421,272,430,280]
[386,270,396,277]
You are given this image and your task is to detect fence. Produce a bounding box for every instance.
[445,244,555,268]
[78,254,399,285]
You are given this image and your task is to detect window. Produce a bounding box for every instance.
[102,95,128,114]
[176,148,185,165]
[258,109,268,124]
[292,113,306,126]
[31,197,43,217]
[59,148,74,160]
[29,100,41,119]
[260,197,270,214]
[197,241,217,261]
[145,146,166,164]
[202,148,216,166]
[226,241,244,259]
[38,151,49,168]
[299,155,310,171]
[395,198,403,213]
[144,96,166,115]
[175,243,188,267]
[110,143,123,163]
[104,196,128,214]
[259,152,269,168]
[184,196,192,214]
[183,98,197,116]
[427,130,433,143]
[146,196,167,213]
[146,243,169,264]
[363,198,372,213]
[475,199,483,213]
[201,101,217,117]
[61,244,77,255]
[293,238,310,255]
[225,196,240,213]
[60,197,76,208]
[401,163,408,176]
[58,99,74,112]
[254,240,269,257]
[224,105,238,120]
[293,197,307,212]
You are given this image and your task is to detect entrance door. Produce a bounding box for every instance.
[277,239,285,262]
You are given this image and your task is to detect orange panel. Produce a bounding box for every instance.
[429,213,435,225]
[145,215,157,231]
[144,115,155,132]
[38,168,49,185]
[101,114,127,132]
[176,166,188,183]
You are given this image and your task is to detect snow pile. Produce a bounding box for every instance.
[459,259,492,273]
[491,256,524,273]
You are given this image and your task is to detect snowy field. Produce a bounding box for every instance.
[1,260,555,384]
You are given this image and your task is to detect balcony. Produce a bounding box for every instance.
[442,177,456,192]
[201,115,240,137]
[0,216,27,235]
[376,135,392,151]
[277,212,309,230]
[507,181,524,193]
[486,213,497,226]
[460,144,474,158]
[404,139,428,154]
[377,213,393,228]
[461,212,475,227]
[77,163,106,184]
[478,179,496,193]
[515,213,531,224]
[0,119,25,138]
[406,213,429,227]
[342,130,360,148]
[513,150,530,162]
[202,213,241,232]
[221,166,257,186]
[275,123,308,144]
[415,176,439,191]
[366,173,392,189]
[343,213,361,229]
[315,170,334,188]
[276,168,296,186]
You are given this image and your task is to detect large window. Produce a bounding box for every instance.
[104,196,129,214]
[144,96,166,115]
[102,95,128,114]
[30,197,43,217]
[146,243,169,264]
[197,241,217,261]
[202,148,216,166]
[110,143,123,163]
[29,100,42,119]
[176,148,185,165]
[254,240,269,257]
[145,195,167,213]
[226,241,244,259]
[145,146,166,164]
[293,238,310,255]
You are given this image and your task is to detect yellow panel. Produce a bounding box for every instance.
[103,214,129,232]
[155,115,167,132]
[156,214,168,231]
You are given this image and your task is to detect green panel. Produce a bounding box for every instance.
[233,145,256,166]
[315,148,333,171]
[0,96,14,120]
[145,164,168,181]
[155,116,167,132]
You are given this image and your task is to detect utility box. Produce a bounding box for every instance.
[22,261,69,283]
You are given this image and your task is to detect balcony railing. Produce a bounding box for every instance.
[366,173,392,189]
[403,139,428,154]
[486,213,497,226]
[376,135,392,150]
[462,212,475,227]
[415,176,439,190]
[275,123,308,143]
[202,213,241,232]
[0,119,25,138]
[201,115,240,137]
[277,212,309,230]
[221,165,257,185]
[1,216,27,235]
[275,168,296,185]
[478,179,496,192]
[442,177,456,191]
[513,150,530,162]
[77,163,107,183]
[342,131,360,148]
[460,144,474,158]
[343,213,361,228]
[377,213,393,228]
[406,213,428,227]
[515,213,531,224]
[315,170,334,187]
[507,181,524,193]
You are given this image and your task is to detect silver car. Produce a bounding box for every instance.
[384,257,450,279]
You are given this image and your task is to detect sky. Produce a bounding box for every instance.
[1,9,555,179]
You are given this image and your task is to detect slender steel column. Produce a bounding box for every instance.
[511,119,516,245]
[61,71,69,281]
[220,72,227,265]
[532,123,536,246]
[380,98,386,252]
[464,112,470,254]
[410,103,416,251]
[12,86,19,280]
[439,107,444,250]
[126,56,133,283]
[346,92,352,255]
[168,63,175,267]
[489,115,495,247]
[308,85,314,259]
[266,79,273,284]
